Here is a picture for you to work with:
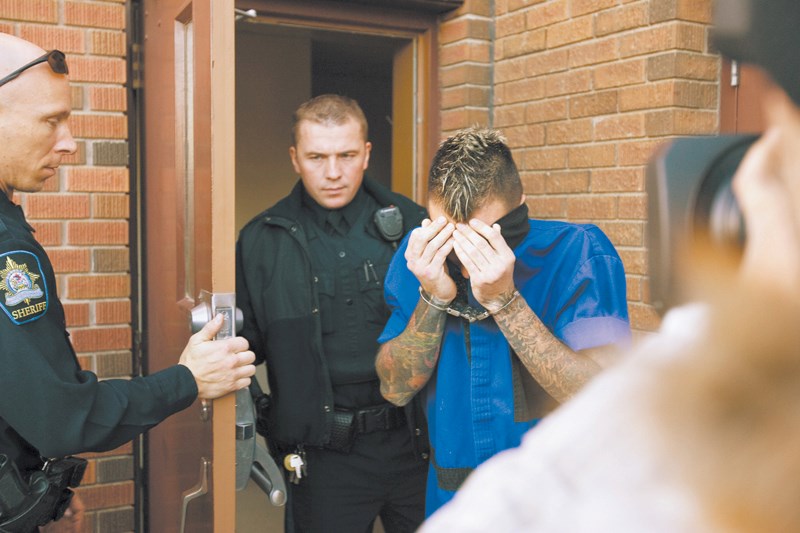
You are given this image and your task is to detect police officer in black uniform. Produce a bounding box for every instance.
[0,33,256,532]
[236,94,429,532]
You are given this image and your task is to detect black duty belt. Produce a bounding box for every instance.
[352,404,406,434]
[327,404,406,453]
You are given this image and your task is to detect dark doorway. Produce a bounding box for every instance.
[235,22,408,231]
[312,36,396,190]
[235,22,408,533]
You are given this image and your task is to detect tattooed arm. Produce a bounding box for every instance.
[453,217,602,403]
[377,215,457,406]
[376,295,448,406]
[491,290,600,403]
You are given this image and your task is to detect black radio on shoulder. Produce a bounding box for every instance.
[374,205,404,243]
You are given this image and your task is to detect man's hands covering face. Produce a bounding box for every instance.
[452,219,517,312]
[406,216,457,302]
[407,216,516,311]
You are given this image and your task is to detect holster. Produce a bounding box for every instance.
[249,379,272,440]
[327,411,356,453]
[0,455,86,533]
[325,405,407,453]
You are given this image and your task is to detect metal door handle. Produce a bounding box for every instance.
[251,440,287,506]
[189,290,243,335]
[179,457,210,533]
[189,290,240,424]
[187,292,285,510]
[235,388,287,506]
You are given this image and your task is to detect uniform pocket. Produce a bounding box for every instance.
[316,272,336,334]
[358,260,390,326]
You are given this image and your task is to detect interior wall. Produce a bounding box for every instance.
[312,41,394,189]
[235,26,309,531]
[233,24,398,532]
[235,26,311,231]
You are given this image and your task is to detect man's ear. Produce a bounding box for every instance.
[363,141,372,171]
[289,145,301,175]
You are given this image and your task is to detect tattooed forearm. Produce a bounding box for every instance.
[492,293,601,403]
[376,299,447,406]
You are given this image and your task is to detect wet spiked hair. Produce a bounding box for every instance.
[291,93,368,145]
[427,128,522,222]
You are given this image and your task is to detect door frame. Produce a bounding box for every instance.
[139,0,238,530]
[236,0,441,203]
[209,2,238,530]
[136,1,440,530]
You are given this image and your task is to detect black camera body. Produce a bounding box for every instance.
[646,0,800,316]
[646,134,758,314]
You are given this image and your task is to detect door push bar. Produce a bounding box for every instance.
[189,292,287,510]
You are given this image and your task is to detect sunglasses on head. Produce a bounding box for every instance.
[0,50,69,89]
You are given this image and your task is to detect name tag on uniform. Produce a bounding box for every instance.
[0,251,48,325]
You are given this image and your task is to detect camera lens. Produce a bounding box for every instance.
[646,134,757,314]
[694,139,750,249]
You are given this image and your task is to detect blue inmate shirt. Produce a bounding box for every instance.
[378,218,632,515]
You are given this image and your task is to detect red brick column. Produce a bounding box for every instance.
[439,0,494,135]
[1,1,133,530]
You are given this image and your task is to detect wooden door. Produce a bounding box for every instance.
[141,0,237,531]
[720,59,771,134]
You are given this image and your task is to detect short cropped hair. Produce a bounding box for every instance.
[291,94,368,146]
[427,128,522,222]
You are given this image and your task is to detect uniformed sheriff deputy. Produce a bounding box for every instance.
[0,34,256,532]
[236,94,429,532]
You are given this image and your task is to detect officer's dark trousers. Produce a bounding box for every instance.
[285,426,427,533]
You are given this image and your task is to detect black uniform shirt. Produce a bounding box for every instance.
[0,193,197,473]
[301,186,395,409]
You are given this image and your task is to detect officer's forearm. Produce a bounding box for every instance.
[376,299,446,406]
[493,295,601,403]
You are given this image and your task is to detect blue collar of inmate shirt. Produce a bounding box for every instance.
[301,185,367,236]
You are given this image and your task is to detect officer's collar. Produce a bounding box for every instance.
[301,185,367,231]
[0,191,36,232]
[0,191,15,211]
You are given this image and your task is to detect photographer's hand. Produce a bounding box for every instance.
[733,94,800,291]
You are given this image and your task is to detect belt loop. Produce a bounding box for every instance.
[354,410,366,434]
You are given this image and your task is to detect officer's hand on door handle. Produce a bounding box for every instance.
[185,294,286,505]
[179,313,257,399]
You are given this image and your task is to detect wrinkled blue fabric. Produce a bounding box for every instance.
[379,219,631,515]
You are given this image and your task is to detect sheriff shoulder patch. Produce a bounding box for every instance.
[0,251,49,325]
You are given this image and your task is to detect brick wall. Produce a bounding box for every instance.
[439,0,721,334]
[1,1,133,531]
[0,0,724,527]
